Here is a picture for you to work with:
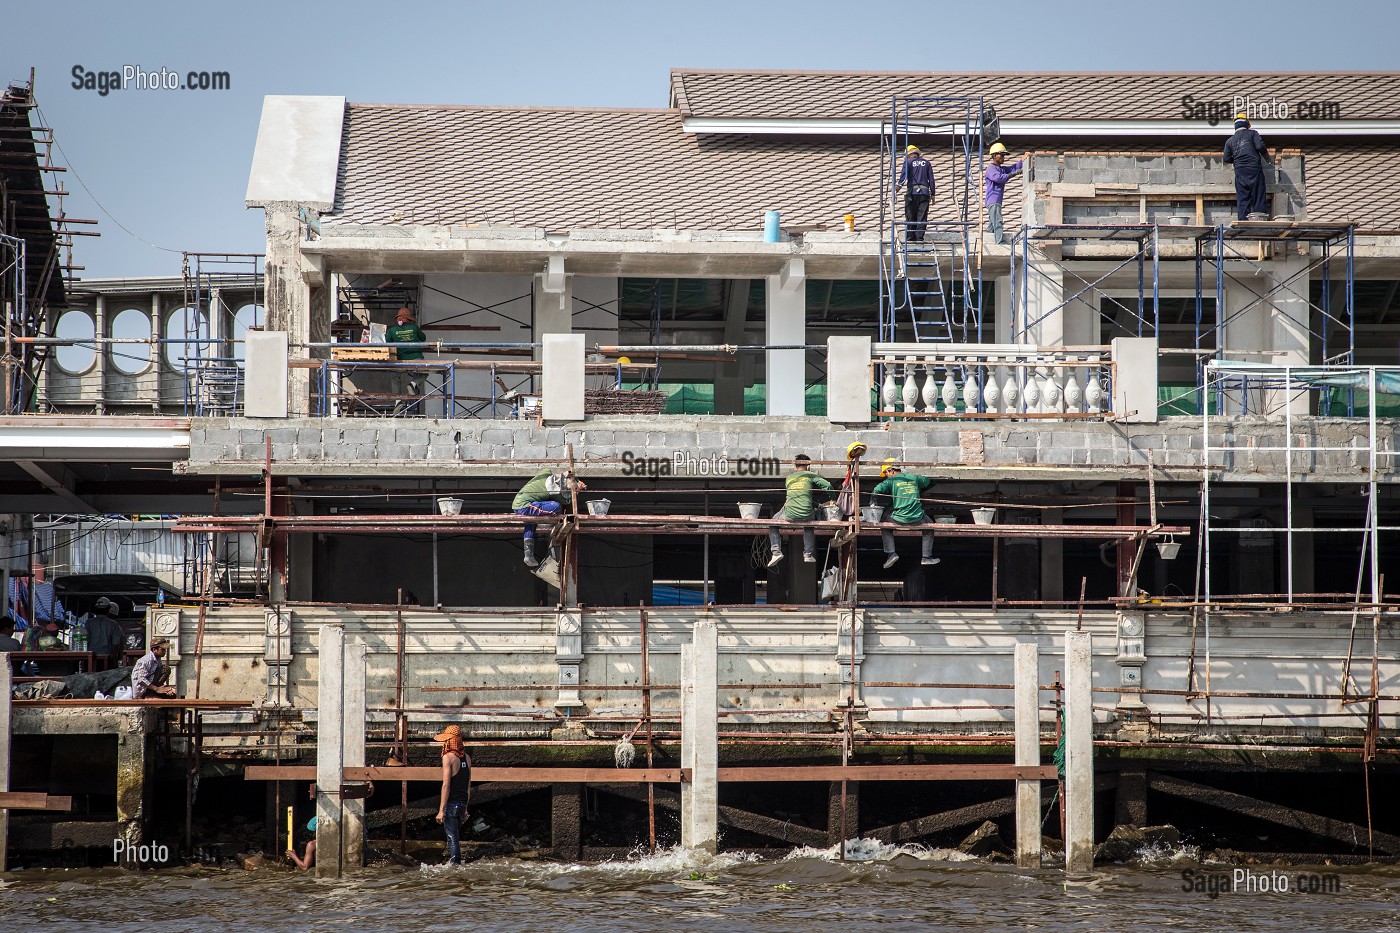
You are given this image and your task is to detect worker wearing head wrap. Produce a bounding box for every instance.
[896,144,935,243]
[434,724,472,864]
[1223,113,1271,221]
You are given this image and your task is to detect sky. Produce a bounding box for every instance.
[5,0,1400,279]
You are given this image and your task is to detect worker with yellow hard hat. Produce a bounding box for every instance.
[1224,111,1269,221]
[879,457,899,479]
[896,143,934,243]
[984,141,1029,246]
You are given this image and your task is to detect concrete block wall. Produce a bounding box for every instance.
[187,414,1400,484]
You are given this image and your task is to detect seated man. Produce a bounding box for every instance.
[0,619,21,652]
[767,454,834,567]
[869,462,940,569]
[511,467,586,568]
[85,597,127,668]
[132,637,176,698]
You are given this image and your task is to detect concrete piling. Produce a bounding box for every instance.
[0,659,9,871]
[681,620,718,851]
[315,624,344,879]
[1014,642,1042,868]
[343,642,367,869]
[1064,631,1095,872]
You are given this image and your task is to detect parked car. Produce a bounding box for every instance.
[53,574,183,651]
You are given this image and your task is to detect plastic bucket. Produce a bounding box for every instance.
[738,502,763,520]
[763,210,781,243]
[971,507,997,525]
[586,498,611,517]
[437,497,464,516]
[822,504,842,522]
[843,214,856,232]
[1156,540,1182,560]
[934,515,957,525]
[861,506,884,524]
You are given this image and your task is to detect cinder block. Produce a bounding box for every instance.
[1147,170,1176,185]
[1060,170,1093,184]
[377,443,409,460]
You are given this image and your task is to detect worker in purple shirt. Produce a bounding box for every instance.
[896,145,935,242]
[984,142,1028,245]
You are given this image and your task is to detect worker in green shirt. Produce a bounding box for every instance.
[385,307,428,415]
[512,467,587,567]
[767,454,834,567]
[869,461,939,569]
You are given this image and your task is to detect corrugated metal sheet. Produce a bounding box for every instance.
[35,521,256,594]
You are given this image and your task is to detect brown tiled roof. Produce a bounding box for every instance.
[1303,143,1400,229]
[331,103,889,229]
[669,69,1400,122]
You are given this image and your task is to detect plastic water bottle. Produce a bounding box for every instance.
[157,589,165,608]
[71,611,87,652]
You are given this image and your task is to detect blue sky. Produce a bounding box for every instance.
[5,0,1399,278]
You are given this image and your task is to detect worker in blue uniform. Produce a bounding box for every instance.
[897,145,935,242]
[1223,113,1270,221]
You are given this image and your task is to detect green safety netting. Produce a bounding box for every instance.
[624,383,830,416]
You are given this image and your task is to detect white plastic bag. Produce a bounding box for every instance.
[114,686,133,701]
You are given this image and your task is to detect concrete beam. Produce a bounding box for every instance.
[1064,631,1095,872]
[542,334,585,422]
[826,336,871,423]
[17,461,99,512]
[764,269,806,417]
[245,331,290,419]
[867,796,1016,844]
[1109,337,1159,423]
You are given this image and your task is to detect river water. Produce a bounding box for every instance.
[3,841,1399,932]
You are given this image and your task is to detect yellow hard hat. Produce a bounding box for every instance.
[905,144,919,153]
[988,142,1008,155]
[617,356,631,365]
[880,458,900,478]
[846,441,868,461]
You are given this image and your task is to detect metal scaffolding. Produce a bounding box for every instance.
[878,95,986,345]
[180,252,263,416]
[1193,222,1355,414]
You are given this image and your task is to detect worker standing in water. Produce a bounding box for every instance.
[1223,112,1270,220]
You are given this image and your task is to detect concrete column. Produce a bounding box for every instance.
[1268,253,1311,415]
[550,783,582,859]
[264,209,313,415]
[1115,769,1148,827]
[1014,643,1042,868]
[151,293,163,411]
[1040,508,1064,603]
[826,336,872,424]
[1290,505,1316,596]
[826,781,858,845]
[1110,337,1160,423]
[764,260,806,416]
[342,642,366,870]
[115,710,150,853]
[681,619,718,851]
[0,657,9,871]
[315,624,344,878]
[541,333,585,422]
[714,279,751,415]
[1064,631,1095,872]
[532,258,572,367]
[94,295,107,414]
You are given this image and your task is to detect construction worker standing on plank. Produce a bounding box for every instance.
[983,143,1028,245]
[386,306,428,414]
[767,454,834,567]
[896,144,935,243]
[1223,112,1270,220]
[512,467,586,567]
[869,460,940,569]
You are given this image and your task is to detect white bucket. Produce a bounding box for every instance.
[821,504,842,522]
[934,515,957,525]
[971,507,997,525]
[861,506,884,524]
[738,502,763,520]
[533,555,562,589]
[437,497,464,516]
[586,498,611,517]
[1156,540,1182,560]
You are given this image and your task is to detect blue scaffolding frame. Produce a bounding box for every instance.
[878,95,986,345]
[1193,221,1355,414]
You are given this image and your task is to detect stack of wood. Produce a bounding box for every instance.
[585,388,667,415]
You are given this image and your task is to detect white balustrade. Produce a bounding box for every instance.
[871,344,1114,421]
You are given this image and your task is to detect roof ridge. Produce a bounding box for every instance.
[668,67,1400,78]
[345,102,678,115]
